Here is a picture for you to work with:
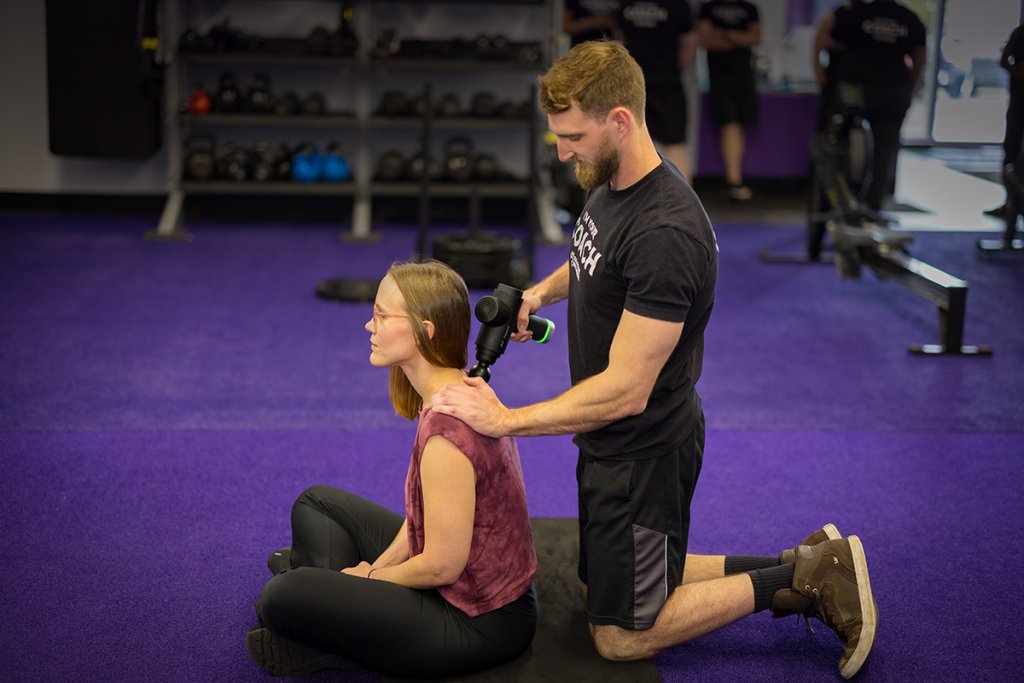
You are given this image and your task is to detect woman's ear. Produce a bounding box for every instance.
[422,320,436,340]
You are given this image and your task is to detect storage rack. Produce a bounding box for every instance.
[150,0,563,244]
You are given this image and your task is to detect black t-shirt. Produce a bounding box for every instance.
[617,0,694,80]
[831,0,926,86]
[567,162,718,459]
[565,0,622,46]
[699,0,759,77]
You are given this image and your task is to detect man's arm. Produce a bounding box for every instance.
[1001,29,1024,80]
[909,45,926,92]
[428,308,684,438]
[563,9,617,39]
[698,19,734,52]
[679,30,699,70]
[724,21,761,49]
[812,12,837,89]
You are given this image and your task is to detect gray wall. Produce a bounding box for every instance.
[0,1,169,194]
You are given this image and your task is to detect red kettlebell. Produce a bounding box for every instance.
[188,83,212,115]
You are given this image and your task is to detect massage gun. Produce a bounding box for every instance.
[469,283,554,383]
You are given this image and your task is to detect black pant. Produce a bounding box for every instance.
[257,486,538,678]
[861,83,913,212]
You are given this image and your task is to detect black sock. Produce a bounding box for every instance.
[747,563,795,613]
[724,555,780,575]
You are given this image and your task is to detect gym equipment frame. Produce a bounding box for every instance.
[785,88,991,356]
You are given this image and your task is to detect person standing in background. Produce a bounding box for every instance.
[617,0,698,181]
[811,0,864,131]
[698,0,761,201]
[564,0,622,47]
[831,0,925,214]
[985,22,1024,218]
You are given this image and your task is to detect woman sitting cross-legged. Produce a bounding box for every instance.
[247,259,538,678]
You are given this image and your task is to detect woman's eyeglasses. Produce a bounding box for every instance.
[371,308,409,327]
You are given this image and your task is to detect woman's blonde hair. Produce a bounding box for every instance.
[386,260,470,420]
[537,40,646,124]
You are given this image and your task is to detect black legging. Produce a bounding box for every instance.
[257,486,538,678]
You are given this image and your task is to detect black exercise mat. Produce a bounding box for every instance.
[384,518,662,683]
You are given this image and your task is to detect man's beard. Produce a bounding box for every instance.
[573,136,620,190]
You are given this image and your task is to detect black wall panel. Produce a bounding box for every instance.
[46,0,162,159]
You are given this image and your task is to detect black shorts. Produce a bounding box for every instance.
[645,77,688,145]
[576,415,704,630]
[709,72,758,127]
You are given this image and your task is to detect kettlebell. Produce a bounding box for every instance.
[435,93,462,118]
[292,143,323,183]
[183,135,217,180]
[215,142,251,181]
[404,150,439,182]
[375,150,406,182]
[377,90,410,117]
[244,73,273,113]
[215,72,241,112]
[471,92,500,118]
[250,141,285,182]
[302,92,327,116]
[474,153,501,182]
[443,137,475,183]
[322,143,352,182]
[273,92,300,116]
[187,83,212,115]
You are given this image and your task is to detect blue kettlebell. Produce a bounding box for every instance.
[322,143,351,182]
[292,143,322,183]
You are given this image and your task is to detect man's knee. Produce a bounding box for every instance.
[591,624,657,661]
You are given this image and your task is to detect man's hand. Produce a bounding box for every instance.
[426,376,509,437]
[510,291,543,343]
[341,561,374,578]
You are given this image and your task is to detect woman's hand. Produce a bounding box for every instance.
[341,561,375,578]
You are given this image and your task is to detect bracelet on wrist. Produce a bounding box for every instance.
[367,568,377,579]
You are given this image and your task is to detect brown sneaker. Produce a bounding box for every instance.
[773,536,877,679]
[779,523,841,564]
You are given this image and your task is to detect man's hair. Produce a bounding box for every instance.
[538,40,646,124]
[386,259,470,420]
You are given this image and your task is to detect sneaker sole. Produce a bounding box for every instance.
[839,535,877,679]
[246,627,350,676]
[821,523,841,542]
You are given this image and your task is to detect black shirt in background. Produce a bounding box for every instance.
[617,0,694,80]
[699,0,760,78]
[831,0,926,87]
[565,0,622,46]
